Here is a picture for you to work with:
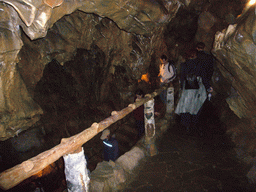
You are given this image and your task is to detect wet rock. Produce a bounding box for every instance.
[116,146,145,173]
[247,165,256,184]
[10,127,45,153]
[89,161,126,192]
[0,0,180,140]
[213,6,256,121]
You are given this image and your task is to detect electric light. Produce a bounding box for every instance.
[248,0,256,6]
[138,73,150,83]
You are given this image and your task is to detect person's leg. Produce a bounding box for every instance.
[136,120,145,138]
[159,82,167,104]
[192,100,207,137]
[160,89,167,104]
[181,113,192,134]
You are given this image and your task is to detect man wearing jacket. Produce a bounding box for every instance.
[101,129,119,161]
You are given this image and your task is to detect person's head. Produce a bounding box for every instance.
[185,49,197,59]
[100,129,110,140]
[196,42,205,51]
[135,89,144,99]
[160,55,168,65]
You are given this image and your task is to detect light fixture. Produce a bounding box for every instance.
[248,0,256,6]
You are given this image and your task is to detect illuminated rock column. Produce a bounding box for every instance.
[144,99,158,156]
[63,147,90,192]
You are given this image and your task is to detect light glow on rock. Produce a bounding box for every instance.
[139,73,150,83]
[248,0,256,6]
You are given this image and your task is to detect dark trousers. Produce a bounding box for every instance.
[180,100,209,136]
[180,104,203,128]
[180,113,197,128]
[159,83,167,104]
[136,120,145,137]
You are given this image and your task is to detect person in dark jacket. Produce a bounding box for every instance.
[179,49,212,90]
[133,89,145,138]
[101,129,119,161]
[175,49,212,134]
[196,42,214,93]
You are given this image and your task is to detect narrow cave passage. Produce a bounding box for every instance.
[1,71,253,192]
[32,51,143,170]
[1,1,255,191]
[1,44,254,191]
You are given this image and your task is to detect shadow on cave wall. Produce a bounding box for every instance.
[32,46,139,169]
[0,43,141,173]
[34,47,116,141]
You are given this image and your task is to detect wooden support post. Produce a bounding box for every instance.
[63,147,89,192]
[0,87,166,190]
[166,86,174,117]
[144,99,158,156]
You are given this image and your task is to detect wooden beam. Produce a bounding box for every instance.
[0,86,165,190]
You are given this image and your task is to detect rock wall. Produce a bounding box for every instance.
[0,0,182,140]
[213,5,256,121]
[212,3,256,169]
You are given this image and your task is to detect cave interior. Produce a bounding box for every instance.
[1,0,256,191]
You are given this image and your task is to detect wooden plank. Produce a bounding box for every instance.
[0,87,165,190]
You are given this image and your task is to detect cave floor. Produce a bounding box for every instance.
[121,122,254,192]
[2,98,255,192]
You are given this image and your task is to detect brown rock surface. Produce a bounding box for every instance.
[0,0,180,140]
[213,5,256,121]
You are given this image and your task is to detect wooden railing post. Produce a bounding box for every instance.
[62,144,90,192]
[166,86,175,116]
[0,87,166,190]
[144,98,158,156]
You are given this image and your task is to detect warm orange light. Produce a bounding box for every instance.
[248,0,256,6]
[139,73,150,83]
[32,162,61,179]
[34,164,54,178]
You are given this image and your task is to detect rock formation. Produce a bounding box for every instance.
[0,0,181,140]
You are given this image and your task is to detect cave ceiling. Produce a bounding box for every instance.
[0,0,255,141]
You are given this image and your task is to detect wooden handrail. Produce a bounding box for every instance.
[0,86,166,190]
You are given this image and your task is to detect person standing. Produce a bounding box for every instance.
[100,129,119,161]
[196,42,214,94]
[175,49,212,134]
[158,55,176,104]
[133,89,145,138]
[195,42,215,136]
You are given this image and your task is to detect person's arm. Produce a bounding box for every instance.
[154,102,161,116]
[200,64,212,90]
[180,62,186,88]
[201,54,214,90]
[168,64,176,82]
[207,87,213,93]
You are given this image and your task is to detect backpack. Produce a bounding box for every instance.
[167,60,176,81]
